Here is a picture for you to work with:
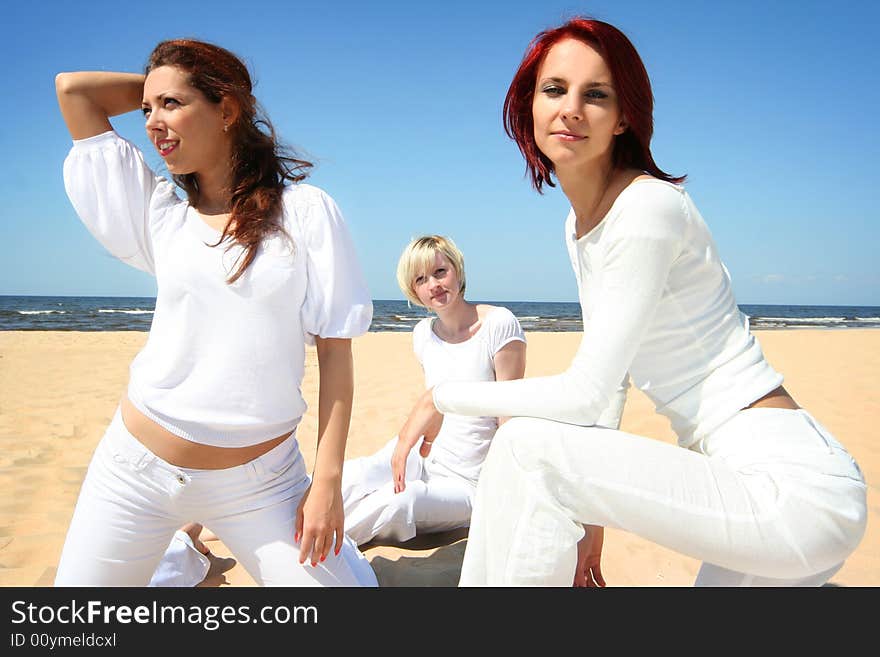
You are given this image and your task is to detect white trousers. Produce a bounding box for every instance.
[459,408,867,586]
[341,438,475,546]
[55,408,378,587]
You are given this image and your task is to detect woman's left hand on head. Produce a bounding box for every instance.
[294,477,345,567]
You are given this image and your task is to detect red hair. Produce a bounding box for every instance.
[503,18,685,192]
[146,39,312,283]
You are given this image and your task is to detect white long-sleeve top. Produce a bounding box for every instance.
[433,179,782,448]
[64,131,373,447]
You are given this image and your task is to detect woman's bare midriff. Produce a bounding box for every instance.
[120,396,291,469]
[742,385,800,411]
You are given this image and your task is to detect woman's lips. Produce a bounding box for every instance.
[157,140,179,156]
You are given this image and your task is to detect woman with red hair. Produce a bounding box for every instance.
[53,39,377,586]
[399,18,867,586]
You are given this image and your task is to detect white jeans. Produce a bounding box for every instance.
[341,438,474,546]
[459,408,867,586]
[55,408,377,587]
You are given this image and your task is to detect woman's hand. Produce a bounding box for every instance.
[573,524,606,587]
[392,389,443,493]
[391,437,414,494]
[294,476,345,567]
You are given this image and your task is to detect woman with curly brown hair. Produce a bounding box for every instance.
[53,39,376,586]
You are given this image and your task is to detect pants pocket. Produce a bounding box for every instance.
[250,437,307,485]
[797,411,865,485]
[98,408,157,474]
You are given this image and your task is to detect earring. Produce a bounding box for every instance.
[223,123,228,133]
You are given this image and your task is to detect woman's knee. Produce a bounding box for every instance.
[489,417,553,472]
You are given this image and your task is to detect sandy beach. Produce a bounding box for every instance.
[0,328,876,587]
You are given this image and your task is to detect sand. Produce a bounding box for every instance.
[0,329,876,587]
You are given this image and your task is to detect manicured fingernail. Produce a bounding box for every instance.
[294,532,299,541]
[335,547,341,556]
[320,555,326,562]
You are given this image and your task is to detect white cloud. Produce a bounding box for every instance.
[758,274,786,283]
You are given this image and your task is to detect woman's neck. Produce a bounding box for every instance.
[433,298,480,342]
[556,159,618,238]
[194,161,233,216]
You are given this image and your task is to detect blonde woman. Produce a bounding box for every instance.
[340,236,526,546]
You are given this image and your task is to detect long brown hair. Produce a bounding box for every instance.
[146,39,312,283]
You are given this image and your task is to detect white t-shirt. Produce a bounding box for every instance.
[413,306,525,484]
[63,131,373,447]
[434,179,782,448]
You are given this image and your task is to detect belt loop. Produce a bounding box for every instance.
[251,454,266,479]
[134,449,154,471]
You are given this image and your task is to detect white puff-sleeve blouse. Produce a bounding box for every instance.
[63,130,373,447]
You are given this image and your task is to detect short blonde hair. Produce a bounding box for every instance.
[396,235,466,307]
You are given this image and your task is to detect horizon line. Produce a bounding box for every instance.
[1,294,879,308]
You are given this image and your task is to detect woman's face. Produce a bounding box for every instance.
[531,38,626,174]
[142,65,231,176]
[413,252,461,312]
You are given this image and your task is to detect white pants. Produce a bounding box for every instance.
[341,438,475,546]
[459,408,867,586]
[55,408,377,587]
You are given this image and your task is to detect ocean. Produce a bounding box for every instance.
[2,296,879,332]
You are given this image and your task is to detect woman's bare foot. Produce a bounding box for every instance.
[199,553,238,584]
[199,528,219,543]
[179,522,237,586]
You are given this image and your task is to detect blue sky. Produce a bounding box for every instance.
[2,0,877,305]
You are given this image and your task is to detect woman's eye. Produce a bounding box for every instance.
[164,98,180,107]
[586,89,608,100]
[141,107,151,117]
[542,85,565,96]
[435,269,446,277]
[415,276,425,285]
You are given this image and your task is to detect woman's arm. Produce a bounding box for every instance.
[55,71,144,140]
[433,191,686,426]
[493,339,526,425]
[295,337,353,566]
[432,234,676,425]
[394,332,527,488]
[392,389,443,493]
